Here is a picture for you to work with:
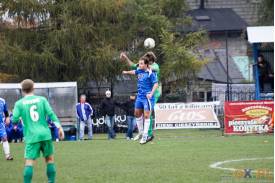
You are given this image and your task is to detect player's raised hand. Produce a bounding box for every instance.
[120,52,128,61]
[58,127,65,140]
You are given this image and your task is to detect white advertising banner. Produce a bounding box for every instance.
[155,102,220,129]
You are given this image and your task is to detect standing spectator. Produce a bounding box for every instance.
[76,94,93,140]
[258,54,274,91]
[118,94,136,140]
[100,90,118,140]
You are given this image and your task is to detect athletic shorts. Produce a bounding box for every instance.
[0,123,7,139]
[24,140,54,160]
[135,97,155,111]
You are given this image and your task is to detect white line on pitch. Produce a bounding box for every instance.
[209,157,274,172]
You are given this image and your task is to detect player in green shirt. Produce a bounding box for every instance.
[12,79,64,183]
[120,51,161,142]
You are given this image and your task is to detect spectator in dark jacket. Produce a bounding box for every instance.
[258,54,274,91]
[100,90,118,140]
[7,114,23,143]
[118,94,136,140]
[12,121,23,143]
[5,121,13,142]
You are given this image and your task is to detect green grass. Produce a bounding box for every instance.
[226,159,273,170]
[0,129,273,183]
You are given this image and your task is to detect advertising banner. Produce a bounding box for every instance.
[155,102,220,129]
[224,100,274,134]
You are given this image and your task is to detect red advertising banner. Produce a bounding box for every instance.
[224,100,274,134]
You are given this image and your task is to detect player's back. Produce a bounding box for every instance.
[13,95,52,143]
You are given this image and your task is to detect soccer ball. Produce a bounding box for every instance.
[144,38,155,49]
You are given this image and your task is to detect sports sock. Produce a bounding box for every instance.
[136,116,144,134]
[47,163,56,183]
[143,118,150,137]
[24,166,33,183]
[2,141,10,157]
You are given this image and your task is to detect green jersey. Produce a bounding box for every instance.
[12,95,60,144]
[131,62,161,97]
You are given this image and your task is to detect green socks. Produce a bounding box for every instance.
[47,163,56,183]
[23,163,56,183]
[24,166,33,183]
[148,115,153,137]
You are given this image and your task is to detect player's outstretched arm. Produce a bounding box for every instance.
[122,70,135,75]
[12,102,20,124]
[120,52,138,70]
[43,97,64,140]
[120,52,134,66]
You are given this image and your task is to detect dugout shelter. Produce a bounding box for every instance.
[0,82,78,139]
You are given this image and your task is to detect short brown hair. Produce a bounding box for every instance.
[143,51,157,63]
[21,79,34,94]
[140,56,150,65]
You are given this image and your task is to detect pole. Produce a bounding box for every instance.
[253,43,260,100]
[225,31,230,101]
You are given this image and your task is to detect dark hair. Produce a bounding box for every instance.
[143,51,157,63]
[258,54,264,59]
[130,92,136,96]
[258,54,266,62]
[21,79,34,93]
[140,56,150,65]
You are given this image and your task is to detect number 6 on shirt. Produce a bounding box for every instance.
[30,105,39,122]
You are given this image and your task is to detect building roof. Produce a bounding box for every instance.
[178,8,247,32]
[197,49,245,83]
[247,26,274,43]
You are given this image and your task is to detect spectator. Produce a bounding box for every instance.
[8,113,23,143]
[100,90,118,140]
[76,94,93,140]
[5,119,13,142]
[258,54,274,91]
[48,118,59,142]
[118,94,136,140]
[12,121,23,143]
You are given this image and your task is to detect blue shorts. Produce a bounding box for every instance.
[0,123,7,139]
[135,97,155,111]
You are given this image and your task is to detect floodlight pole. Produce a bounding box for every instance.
[225,31,230,101]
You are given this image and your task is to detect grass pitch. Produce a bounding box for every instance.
[0,129,273,183]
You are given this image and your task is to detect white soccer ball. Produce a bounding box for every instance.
[144,38,155,49]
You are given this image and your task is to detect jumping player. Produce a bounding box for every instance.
[120,51,161,142]
[12,79,64,183]
[122,57,158,144]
